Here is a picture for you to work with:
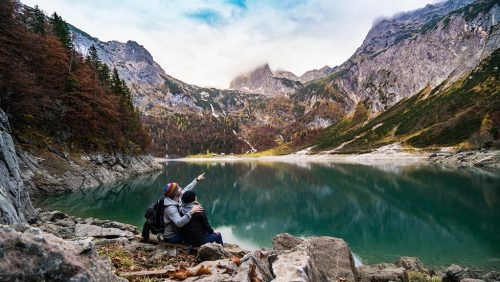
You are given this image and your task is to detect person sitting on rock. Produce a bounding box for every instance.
[180,190,223,247]
[162,173,205,244]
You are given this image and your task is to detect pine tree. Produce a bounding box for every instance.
[49,12,73,50]
[98,63,110,85]
[121,79,133,107]
[111,67,123,94]
[86,44,100,70]
[30,5,46,35]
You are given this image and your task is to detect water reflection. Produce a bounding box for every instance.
[37,161,500,271]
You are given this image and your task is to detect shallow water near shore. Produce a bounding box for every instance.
[36,161,500,271]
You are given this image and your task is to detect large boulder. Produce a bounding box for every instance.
[357,263,408,282]
[0,109,35,224]
[197,243,232,262]
[395,257,428,273]
[272,234,358,282]
[442,265,481,282]
[0,224,125,282]
[482,271,500,282]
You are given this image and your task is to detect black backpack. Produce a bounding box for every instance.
[142,197,166,240]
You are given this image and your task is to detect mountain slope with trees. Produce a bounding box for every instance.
[0,1,150,154]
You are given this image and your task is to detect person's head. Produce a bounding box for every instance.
[181,190,197,204]
[163,182,181,199]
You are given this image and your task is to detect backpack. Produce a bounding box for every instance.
[141,197,166,240]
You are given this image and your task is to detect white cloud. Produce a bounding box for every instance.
[21,0,437,88]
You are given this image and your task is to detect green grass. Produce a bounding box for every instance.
[408,271,442,282]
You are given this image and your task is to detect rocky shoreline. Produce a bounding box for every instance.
[18,149,163,198]
[1,209,498,282]
[428,149,500,169]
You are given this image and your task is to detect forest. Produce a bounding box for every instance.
[0,1,150,154]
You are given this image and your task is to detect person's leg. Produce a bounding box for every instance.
[202,232,223,245]
[164,233,184,244]
[215,232,223,245]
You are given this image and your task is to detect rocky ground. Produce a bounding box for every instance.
[3,209,499,282]
[18,149,163,198]
[428,149,500,169]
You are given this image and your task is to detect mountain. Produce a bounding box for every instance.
[229,64,302,96]
[313,48,499,153]
[69,0,500,156]
[229,64,334,96]
[70,28,314,155]
[296,0,499,112]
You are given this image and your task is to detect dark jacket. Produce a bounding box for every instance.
[180,203,214,247]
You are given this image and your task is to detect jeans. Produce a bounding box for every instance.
[164,233,184,244]
[202,232,223,245]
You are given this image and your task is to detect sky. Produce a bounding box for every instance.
[21,0,438,89]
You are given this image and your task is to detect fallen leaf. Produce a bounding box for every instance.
[231,256,241,266]
[194,265,212,276]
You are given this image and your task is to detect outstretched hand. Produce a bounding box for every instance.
[196,172,205,181]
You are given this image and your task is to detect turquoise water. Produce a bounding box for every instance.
[36,161,500,271]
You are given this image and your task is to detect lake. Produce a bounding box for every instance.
[36,160,500,271]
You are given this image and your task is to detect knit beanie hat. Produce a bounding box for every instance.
[163,182,178,198]
[181,190,196,204]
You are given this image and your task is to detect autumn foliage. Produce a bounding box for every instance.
[0,1,150,153]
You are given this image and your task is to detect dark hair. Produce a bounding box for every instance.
[182,190,196,204]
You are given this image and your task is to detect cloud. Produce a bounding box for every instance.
[20,0,437,89]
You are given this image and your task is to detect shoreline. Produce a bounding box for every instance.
[156,148,500,169]
[157,152,429,165]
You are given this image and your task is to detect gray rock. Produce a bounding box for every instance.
[74,223,135,239]
[19,149,162,197]
[272,232,304,251]
[358,263,408,282]
[443,264,482,282]
[272,234,357,282]
[395,256,428,273]
[0,224,125,282]
[0,109,35,225]
[38,210,68,222]
[197,243,232,262]
[232,249,277,282]
[482,271,500,282]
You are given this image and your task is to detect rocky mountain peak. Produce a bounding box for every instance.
[229,63,300,96]
[298,0,499,112]
[275,69,299,81]
[298,66,333,84]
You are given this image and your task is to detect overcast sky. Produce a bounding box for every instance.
[21,0,437,89]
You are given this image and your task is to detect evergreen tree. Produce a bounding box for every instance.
[49,12,73,50]
[111,67,123,94]
[30,5,46,35]
[98,63,111,85]
[121,79,133,107]
[86,44,100,70]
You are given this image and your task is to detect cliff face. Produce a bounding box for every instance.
[296,0,499,112]
[0,110,34,224]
